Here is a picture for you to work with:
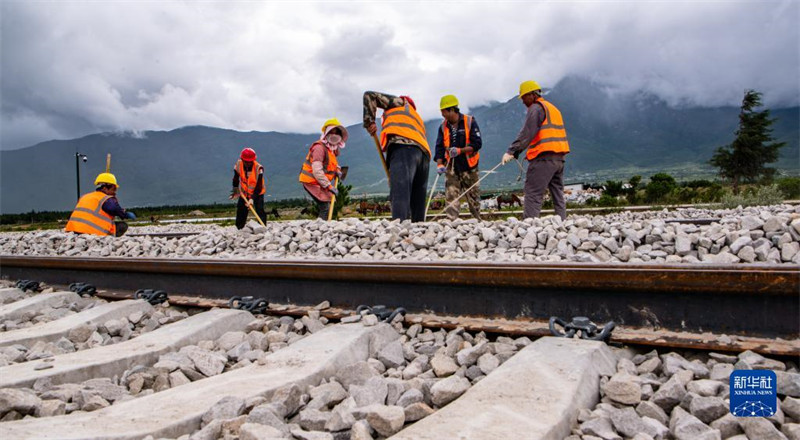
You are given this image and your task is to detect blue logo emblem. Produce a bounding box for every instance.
[730,370,777,417]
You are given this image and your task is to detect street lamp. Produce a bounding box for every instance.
[75,153,88,202]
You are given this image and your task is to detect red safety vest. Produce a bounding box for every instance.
[527,98,570,160]
[236,159,265,197]
[442,114,479,169]
[65,191,116,236]
[380,102,431,157]
[299,142,339,186]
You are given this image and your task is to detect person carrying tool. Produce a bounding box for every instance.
[299,118,347,220]
[231,147,267,229]
[65,173,136,237]
[502,80,570,220]
[363,91,430,222]
[434,94,483,220]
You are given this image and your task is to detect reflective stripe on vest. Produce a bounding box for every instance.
[65,191,115,236]
[527,98,570,161]
[380,102,431,157]
[299,142,339,186]
[237,159,265,196]
[442,114,479,169]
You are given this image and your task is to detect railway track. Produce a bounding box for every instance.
[0,256,797,439]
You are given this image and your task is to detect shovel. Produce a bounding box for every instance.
[327,166,349,221]
[239,189,267,228]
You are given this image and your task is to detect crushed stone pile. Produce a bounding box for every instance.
[2,205,799,265]
[571,348,799,440]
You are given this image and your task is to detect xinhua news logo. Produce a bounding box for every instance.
[730,370,777,417]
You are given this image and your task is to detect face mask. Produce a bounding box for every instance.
[326,133,342,145]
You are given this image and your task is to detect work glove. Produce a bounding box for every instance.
[437,165,446,175]
[329,186,339,196]
[125,211,137,220]
[448,147,461,158]
[335,169,343,179]
[502,153,516,165]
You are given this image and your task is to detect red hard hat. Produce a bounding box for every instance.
[400,95,416,110]
[240,147,256,161]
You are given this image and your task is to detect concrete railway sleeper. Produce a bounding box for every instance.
[0,276,797,439]
[0,291,187,366]
[0,309,337,421]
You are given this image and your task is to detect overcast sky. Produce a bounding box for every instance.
[1,1,798,150]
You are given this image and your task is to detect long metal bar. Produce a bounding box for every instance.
[1,256,797,337]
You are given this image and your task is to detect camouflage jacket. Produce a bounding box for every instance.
[362,91,423,149]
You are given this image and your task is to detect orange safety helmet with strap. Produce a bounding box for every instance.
[236,159,265,197]
[380,100,431,157]
[298,142,339,186]
[442,114,479,169]
[65,191,116,236]
[527,98,570,160]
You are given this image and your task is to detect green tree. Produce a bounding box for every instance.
[332,181,351,220]
[604,180,624,197]
[710,90,785,193]
[625,175,643,204]
[645,173,677,203]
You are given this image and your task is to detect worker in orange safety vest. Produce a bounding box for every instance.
[65,173,135,236]
[231,147,267,229]
[363,91,431,222]
[435,94,483,220]
[502,80,570,219]
[299,118,347,219]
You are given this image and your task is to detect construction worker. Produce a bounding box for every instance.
[65,173,135,236]
[435,95,483,220]
[502,80,570,219]
[231,147,267,229]
[299,118,347,220]
[363,91,430,222]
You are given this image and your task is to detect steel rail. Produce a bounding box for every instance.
[1,255,798,338]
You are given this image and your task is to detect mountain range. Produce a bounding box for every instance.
[1,76,797,214]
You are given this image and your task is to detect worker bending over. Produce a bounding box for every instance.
[363,91,430,222]
[231,147,267,229]
[435,94,483,220]
[502,80,570,220]
[65,173,135,236]
[299,118,347,219]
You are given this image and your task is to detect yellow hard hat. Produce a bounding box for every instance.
[321,118,342,133]
[519,80,541,98]
[439,94,459,110]
[94,172,118,187]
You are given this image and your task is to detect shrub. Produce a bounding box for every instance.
[604,180,625,197]
[719,184,785,208]
[777,177,800,199]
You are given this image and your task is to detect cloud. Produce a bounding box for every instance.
[1,1,797,150]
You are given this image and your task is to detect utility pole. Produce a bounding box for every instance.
[75,152,87,202]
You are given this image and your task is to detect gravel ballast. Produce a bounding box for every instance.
[2,205,799,264]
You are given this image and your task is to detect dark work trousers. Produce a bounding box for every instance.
[114,221,128,237]
[316,200,331,220]
[235,195,267,229]
[387,144,429,222]
[524,153,566,220]
[303,187,331,220]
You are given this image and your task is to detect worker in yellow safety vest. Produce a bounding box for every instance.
[363,91,431,222]
[299,118,347,219]
[502,80,570,219]
[435,94,483,220]
[65,173,136,236]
